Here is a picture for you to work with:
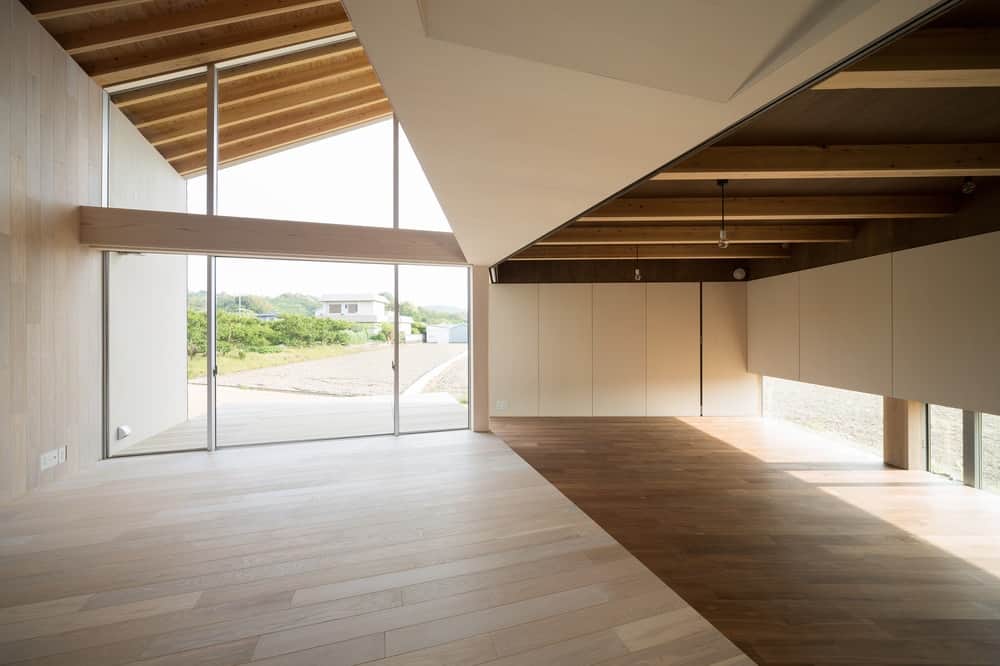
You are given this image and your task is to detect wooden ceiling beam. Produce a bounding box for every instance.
[510,244,792,260]
[817,28,1000,89]
[59,0,340,55]
[578,195,955,222]
[123,57,375,130]
[112,38,364,109]
[656,143,1000,180]
[143,72,381,145]
[158,88,387,161]
[170,100,392,175]
[84,3,353,86]
[540,223,856,245]
[25,0,153,21]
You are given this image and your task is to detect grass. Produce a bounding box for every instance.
[188,344,370,379]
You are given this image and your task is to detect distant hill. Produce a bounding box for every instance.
[188,291,320,317]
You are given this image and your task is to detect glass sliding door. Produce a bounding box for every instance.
[107,253,208,456]
[397,264,470,433]
[929,404,964,482]
[213,257,395,446]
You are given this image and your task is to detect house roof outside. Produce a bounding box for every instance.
[319,293,390,304]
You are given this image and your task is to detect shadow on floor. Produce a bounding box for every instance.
[491,416,1000,666]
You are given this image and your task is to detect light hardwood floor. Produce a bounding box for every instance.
[0,430,750,665]
[492,416,1000,665]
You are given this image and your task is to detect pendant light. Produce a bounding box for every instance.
[717,178,729,249]
[633,245,642,281]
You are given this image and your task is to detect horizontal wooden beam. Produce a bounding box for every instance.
[59,0,339,55]
[159,88,387,160]
[540,223,856,245]
[817,28,1000,89]
[79,206,467,265]
[578,195,955,223]
[170,101,392,175]
[656,144,1000,180]
[510,244,791,260]
[26,0,152,21]
[84,4,353,86]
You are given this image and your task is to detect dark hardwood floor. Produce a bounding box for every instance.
[491,416,1000,666]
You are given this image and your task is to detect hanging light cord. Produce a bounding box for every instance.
[717,178,729,249]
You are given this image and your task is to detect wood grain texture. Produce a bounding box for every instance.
[78,206,467,265]
[0,430,747,665]
[492,416,1000,665]
[0,0,103,503]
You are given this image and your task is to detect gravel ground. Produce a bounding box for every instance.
[216,343,466,396]
[425,353,469,403]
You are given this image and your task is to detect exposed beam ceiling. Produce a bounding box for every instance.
[817,28,1000,89]
[539,224,856,245]
[345,0,939,265]
[170,100,392,175]
[511,244,792,260]
[60,0,337,55]
[578,195,956,223]
[656,144,1000,180]
[24,0,152,21]
[84,5,354,86]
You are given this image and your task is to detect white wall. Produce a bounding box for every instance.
[703,283,761,416]
[892,232,1000,414]
[489,284,539,416]
[107,107,188,454]
[747,231,1000,415]
[539,284,593,416]
[747,272,799,380]
[646,283,701,416]
[489,282,758,417]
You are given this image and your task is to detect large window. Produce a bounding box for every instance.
[928,404,964,482]
[762,376,883,455]
[984,413,1000,494]
[398,264,469,432]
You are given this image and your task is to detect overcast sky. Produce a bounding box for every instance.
[185,118,467,309]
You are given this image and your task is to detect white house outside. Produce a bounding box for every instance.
[316,293,413,336]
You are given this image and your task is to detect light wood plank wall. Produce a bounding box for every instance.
[539,284,593,416]
[489,282,758,418]
[703,283,761,416]
[0,1,104,502]
[747,230,1000,415]
[646,283,701,416]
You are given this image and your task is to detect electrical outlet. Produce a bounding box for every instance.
[40,449,59,471]
[495,399,509,411]
[57,446,66,464]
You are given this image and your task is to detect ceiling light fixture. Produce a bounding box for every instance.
[717,179,729,249]
[633,245,642,281]
[961,177,977,195]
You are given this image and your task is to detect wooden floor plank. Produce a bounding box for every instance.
[492,416,1000,666]
[0,430,744,666]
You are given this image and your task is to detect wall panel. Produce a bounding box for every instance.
[893,231,1000,414]
[593,284,645,416]
[747,272,799,380]
[488,284,539,416]
[646,283,701,416]
[1,1,103,501]
[799,254,892,396]
[703,282,760,416]
[539,284,593,416]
